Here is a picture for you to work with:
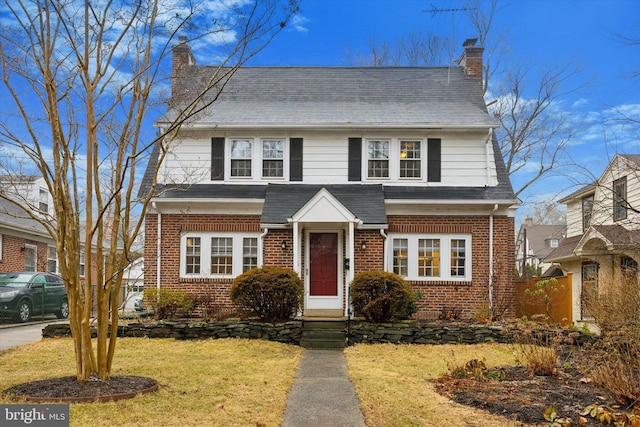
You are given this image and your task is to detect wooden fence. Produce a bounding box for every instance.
[515,273,572,326]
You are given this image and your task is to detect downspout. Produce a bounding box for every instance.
[259,227,269,267]
[380,228,388,270]
[152,202,162,292]
[489,203,498,315]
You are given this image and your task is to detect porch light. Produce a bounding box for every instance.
[360,241,367,251]
[281,240,287,250]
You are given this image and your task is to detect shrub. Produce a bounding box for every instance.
[230,266,303,321]
[143,287,195,320]
[350,270,417,323]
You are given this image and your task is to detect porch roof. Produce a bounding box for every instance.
[545,224,640,261]
[261,184,387,226]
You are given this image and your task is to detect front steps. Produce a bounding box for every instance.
[300,319,347,349]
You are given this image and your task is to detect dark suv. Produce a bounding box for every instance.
[0,272,69,322]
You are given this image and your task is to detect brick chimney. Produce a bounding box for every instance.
[171,37,196,99]
[458,38,483,87]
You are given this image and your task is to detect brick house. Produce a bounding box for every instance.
[140,39,518,320]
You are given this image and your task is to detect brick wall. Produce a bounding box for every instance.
[144,213,515,319]
[0,234,50,272]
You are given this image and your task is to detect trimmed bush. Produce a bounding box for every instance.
[350,270,418,322]
[143,287,195,320]
[230,266,303,321]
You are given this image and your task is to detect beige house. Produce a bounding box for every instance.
[546,155,640,324]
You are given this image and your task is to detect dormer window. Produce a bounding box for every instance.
[614,177,627,221]
[549,239,559,248]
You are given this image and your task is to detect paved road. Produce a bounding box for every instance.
[0,317,69,351]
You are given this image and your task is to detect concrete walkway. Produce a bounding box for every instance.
[282,349,366,427]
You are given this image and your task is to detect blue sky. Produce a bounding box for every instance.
[245,0,640,219]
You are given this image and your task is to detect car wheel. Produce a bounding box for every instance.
[17,301,31,323]
[56,300,70,319]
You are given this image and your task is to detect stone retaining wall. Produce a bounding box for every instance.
[42,320,595,347]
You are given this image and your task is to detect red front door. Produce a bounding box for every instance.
[309,233,338,296]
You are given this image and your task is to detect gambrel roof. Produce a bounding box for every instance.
[161,66,498,129]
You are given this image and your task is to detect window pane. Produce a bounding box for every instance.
[582,196,593,231]
[418,239,440,277]
[393,239,408,276]
[368,140,389,178]
[211,237,233,275]
[450,239,466,276]
[186,237,201,274]
[231,140,252,177]
[400,141,421,178]
[47,246,57,273]
[243,238,258,272]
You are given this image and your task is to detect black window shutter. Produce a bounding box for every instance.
[211,137,225,180]
[427,138,441,182]
[348,137,362,181]
[290,138,303,181]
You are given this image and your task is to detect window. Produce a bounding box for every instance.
[262,139,284,178]
[450,239,466,277]
[418,238,440,277]
[79,251,85,277]
[582,195,593,231]
[400,140,421,178]
[614,177,627,221]
[390,234,472,280]
[39,188,49,213]
[181,233,261,277]
[185,237,201,274]
[243,238,258,271]
[211,238,233,275]
[549,239,559,248]
[230,139,252,177]
[621,256,638,279]
[47,246,57,273]
[392,239,408,276]
[24,244,37,272]
[367,140,389,178]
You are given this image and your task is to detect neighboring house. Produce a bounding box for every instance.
[546,154,640,323]
[121,257,144,311]
[0,176,57,273]
[515,217,566,277]
[139,39,518,320]
[0,176,100,290]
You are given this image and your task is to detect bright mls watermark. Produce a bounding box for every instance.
[1,405,69,426]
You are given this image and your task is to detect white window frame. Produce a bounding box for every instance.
[39,188,50,214]
[226,137,290,181]
[24,244,38,272]
[364,138,426,181]
[388,233,472,281]
[261,138,285,179]
[180,233,262,278]
[79,251,86,277]
[47,245,58,273]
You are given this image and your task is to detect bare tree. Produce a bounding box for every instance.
[0,0,297,381]
[346,0,585,199]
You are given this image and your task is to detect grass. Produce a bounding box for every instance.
[344,343,522,427]
[0,337,303,427]
[2,337,532,426]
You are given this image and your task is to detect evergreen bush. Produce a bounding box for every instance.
[350,270,418,322]
[230,266,303,321]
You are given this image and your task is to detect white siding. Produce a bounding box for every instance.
[158,129,499,188]
[565,199,584,238]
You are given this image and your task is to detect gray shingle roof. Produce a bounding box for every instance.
[162,66,497,128]
[0,197,49,236]
[260,184,387,225]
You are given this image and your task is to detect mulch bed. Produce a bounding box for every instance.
[3,376,157,403]
[434,346,625,426]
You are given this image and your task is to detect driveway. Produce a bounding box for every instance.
[0,315,68,351]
